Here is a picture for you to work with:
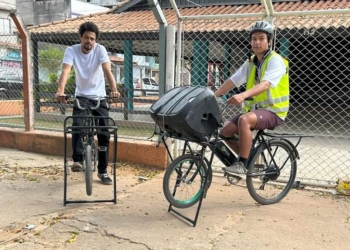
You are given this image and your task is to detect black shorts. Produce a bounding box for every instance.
[229,109,283,130]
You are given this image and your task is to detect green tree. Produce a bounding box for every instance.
[66,69,76,94]
[48,73,58,84]
[38,45,65,73]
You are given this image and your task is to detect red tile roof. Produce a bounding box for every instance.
[27,0,350,35]
[109,55,123,63]
[0,42,22,50]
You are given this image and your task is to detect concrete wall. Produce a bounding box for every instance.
[16,0,70,26]
[0,127,168,169]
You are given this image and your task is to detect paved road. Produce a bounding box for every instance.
[0,148,349,249]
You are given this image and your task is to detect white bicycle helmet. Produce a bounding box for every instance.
[249,21,274,40]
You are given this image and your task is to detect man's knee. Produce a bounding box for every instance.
[238,113,257,128]
[219,129,231,137]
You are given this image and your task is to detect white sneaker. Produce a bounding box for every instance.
[223,161,247,175]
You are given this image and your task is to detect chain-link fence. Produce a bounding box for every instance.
[178,14,350,186]
[32,35,160,138]
[1,3,349,186]
[0,18,161,140]
[0,34,24,120]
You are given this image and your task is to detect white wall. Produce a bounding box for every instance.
[71,0,108,17]
[0,1,16,36]
[15,0,70,26]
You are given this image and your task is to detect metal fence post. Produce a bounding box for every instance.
[10,12,34,131]
[191,40,209,86]
[123,40,133,120]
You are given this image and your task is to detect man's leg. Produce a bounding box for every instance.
[93,99,112,185]
[225,110,283,175]
[222,112,257,174]
[71,98,86,171]
[219,114,241,155]
[237,112,258,162]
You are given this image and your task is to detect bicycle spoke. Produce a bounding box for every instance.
[163,154,210,209]
[247,140,297,205]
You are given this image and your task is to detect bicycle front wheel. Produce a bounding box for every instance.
[246,140,297,205]
[163,154,211,209]
[85,144,93,196]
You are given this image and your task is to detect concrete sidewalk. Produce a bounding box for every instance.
[0,148,349,249]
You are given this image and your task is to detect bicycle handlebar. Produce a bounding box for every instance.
[219,96,254,114]
[77,98,101,111]
[57,95,110,111]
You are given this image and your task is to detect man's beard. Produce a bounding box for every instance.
[84,44,92,51]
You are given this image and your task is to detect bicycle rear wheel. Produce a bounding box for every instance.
[246,140,297,205]
[163,154,211,209]
[85,144,93,196]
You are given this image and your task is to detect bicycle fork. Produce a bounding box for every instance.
[172,149,210,199]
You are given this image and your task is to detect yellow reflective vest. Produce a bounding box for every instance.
[243,51,289,120]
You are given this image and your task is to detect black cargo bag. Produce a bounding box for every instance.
[149,86,223,142]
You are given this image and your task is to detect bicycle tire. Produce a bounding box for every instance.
[163,154,211,209]
[92,142,97,172]
[246,139,297,205]
[85,144,93,196]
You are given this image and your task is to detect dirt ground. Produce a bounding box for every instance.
[0,147,349,250]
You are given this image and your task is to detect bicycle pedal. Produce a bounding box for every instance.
[98,146,107,152]
[227,173,242,179]
[226,174,242,185]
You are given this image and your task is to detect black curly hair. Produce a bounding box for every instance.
[78,22,100,40]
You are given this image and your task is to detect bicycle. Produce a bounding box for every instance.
[157,98,310,226]
[62,95,118,205]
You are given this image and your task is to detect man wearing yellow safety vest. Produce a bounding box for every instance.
[214,20,289,175]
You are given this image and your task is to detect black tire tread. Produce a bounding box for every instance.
[163,154,210,209]
[85,144,93,196]
[246,140,297,205]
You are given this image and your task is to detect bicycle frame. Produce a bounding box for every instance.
[159,125,310,226]
[155,91,314,226]
[80,109,98,172]
[246,130,303,178]
[62,96,118,205]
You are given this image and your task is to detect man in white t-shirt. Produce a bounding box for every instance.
[214,21,289,175]
[55,21,120,185]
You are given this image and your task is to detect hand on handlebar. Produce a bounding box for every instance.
[109,91,121,102]
[55,93,67,104]
[227,93,245,105]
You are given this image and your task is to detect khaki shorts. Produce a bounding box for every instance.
[229,110,283,130]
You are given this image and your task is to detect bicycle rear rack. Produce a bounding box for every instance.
[63,115,118,205]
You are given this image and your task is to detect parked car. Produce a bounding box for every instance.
[120,77,159,97]
[138,77,159,96]
[0,69,23,100]
[0,87,9,100]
